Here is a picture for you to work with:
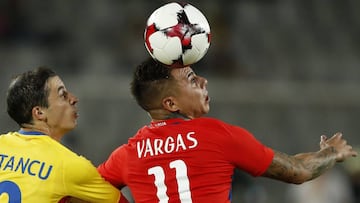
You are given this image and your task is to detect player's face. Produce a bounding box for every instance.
[170,67,210,118]
[43,76,79,134]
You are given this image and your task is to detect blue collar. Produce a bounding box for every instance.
[18,130,46,136]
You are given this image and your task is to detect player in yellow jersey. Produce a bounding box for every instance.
[0,67,128,203]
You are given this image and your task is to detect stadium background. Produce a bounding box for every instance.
[1,0,359,202]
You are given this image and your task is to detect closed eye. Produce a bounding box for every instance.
[187,71,198,83]
[58,86,68,99]
[61,91,68,99]
[191,77,198,83]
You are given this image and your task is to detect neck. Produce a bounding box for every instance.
[20,124,63,142]
[150,110,191,122]
[20,124,48,134]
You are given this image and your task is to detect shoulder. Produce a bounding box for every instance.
[192,117,253,139]
[49,140,98,176]
[192,117,239,131]
[62,154,100,183]
[109,144,128,160]
[0,132,21,141]
[60,150,96,173]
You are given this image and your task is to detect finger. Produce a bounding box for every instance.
[335,132,343,139]
[327,132,342,142]
[320,135,327,148]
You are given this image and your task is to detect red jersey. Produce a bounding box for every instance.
[98,117,274,203]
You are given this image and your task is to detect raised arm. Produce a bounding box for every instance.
[262,132,357,184]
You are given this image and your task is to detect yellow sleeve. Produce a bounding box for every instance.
[63,155,120,203]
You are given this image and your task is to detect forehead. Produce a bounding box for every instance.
[46,76,64,91]
[171,66,194,80]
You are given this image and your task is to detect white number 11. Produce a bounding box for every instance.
[148,160,193,203]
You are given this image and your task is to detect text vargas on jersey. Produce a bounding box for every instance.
[136,132,198,158]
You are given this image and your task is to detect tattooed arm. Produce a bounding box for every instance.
[262,132,358,184]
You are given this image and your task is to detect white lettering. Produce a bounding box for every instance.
[136,132,199,158]
[164,137,175,153]
[187,132,198,149]
[175,134,186,152]
[144,139,154,157]
[154,139,164,155]
[137,140,145,158]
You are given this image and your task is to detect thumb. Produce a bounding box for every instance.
[320,135,328,149]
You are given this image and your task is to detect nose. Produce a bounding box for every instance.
[69,93,79,105]
[200,76,208,88]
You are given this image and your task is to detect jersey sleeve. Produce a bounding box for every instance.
[98,145,127,188]
[63,155,121,203]
[221,122,274,176]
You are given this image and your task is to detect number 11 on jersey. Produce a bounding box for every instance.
[148,160,192,203]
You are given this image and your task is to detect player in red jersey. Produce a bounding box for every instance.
[98,58,357,203]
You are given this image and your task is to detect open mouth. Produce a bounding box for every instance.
[74,111,79,119]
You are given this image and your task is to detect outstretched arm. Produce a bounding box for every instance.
[262,132,357,184]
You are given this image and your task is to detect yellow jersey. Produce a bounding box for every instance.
[0,131,120,203]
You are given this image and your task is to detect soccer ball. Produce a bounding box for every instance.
[144,2,211,68]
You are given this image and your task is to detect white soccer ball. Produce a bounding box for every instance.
[144,2,211,68]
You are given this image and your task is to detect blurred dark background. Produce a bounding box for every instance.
[1,0,359,202]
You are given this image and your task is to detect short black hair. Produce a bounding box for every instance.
[130,58,173,111]
[6,67,57,126]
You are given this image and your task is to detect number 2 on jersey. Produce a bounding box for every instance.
[0,181,21,203]
[148,160,192,203]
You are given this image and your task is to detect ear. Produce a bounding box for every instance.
[32,106,46,121]
[162,97,179,112]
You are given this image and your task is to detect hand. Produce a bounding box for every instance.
[319,132,358,162]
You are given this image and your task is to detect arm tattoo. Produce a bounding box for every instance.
[263,147,337,184]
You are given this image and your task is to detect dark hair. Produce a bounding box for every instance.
[130,58,174,111]
[6,67,57,126]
